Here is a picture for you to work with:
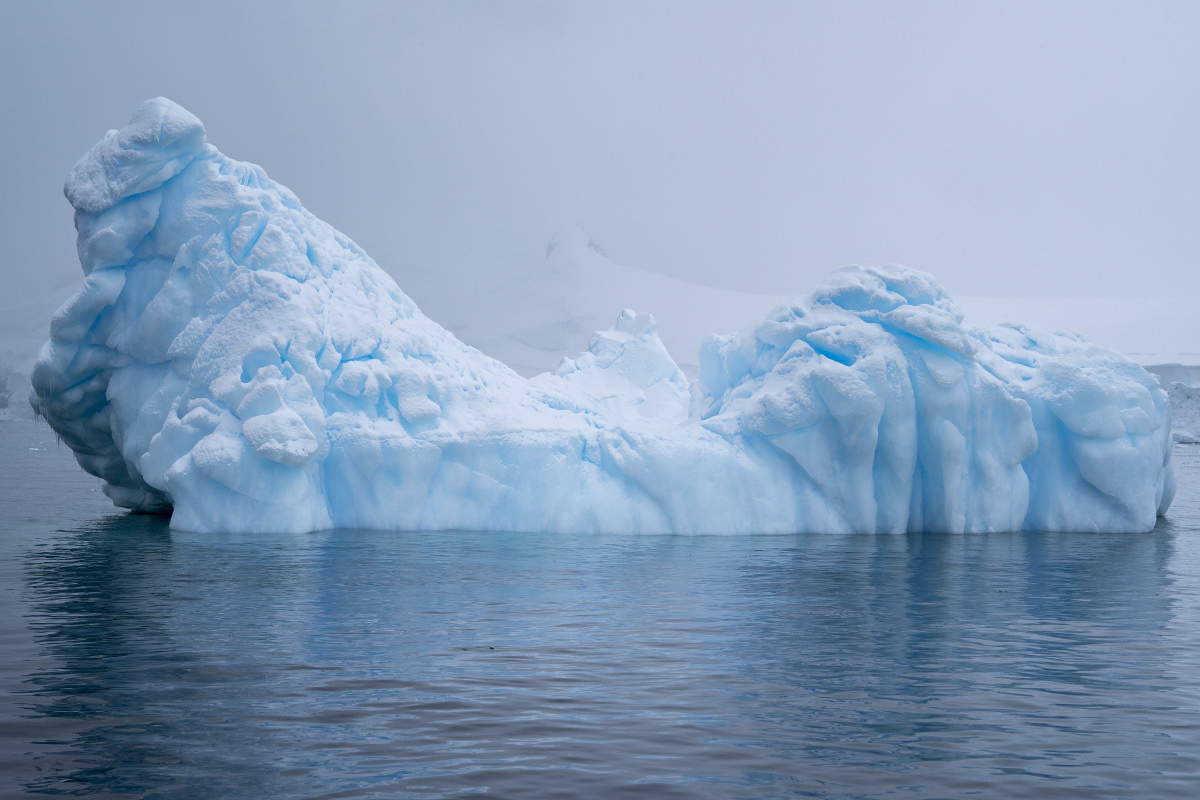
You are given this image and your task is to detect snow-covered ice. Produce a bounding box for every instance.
[1165,382,1200,444]
[31,99,1175,534]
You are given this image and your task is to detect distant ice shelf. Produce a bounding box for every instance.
[31,99,1175,534]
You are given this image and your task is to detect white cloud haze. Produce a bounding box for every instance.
[2,1,1197,351]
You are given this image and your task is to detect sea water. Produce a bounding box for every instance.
[2,418,1199,799]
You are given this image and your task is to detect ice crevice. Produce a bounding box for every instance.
[30,98,1175,534]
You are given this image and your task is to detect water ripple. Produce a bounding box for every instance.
[3,423,1200,799]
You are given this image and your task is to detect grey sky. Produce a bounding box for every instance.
[2,0,1199,318]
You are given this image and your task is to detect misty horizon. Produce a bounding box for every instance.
[2,1,1198,380]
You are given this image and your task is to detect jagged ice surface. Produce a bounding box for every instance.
[32,99,1176,534]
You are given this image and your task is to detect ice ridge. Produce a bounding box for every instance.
[31,99,1176,534]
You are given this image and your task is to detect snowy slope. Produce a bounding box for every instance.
[420,225,789,379]
[416,230,1198,378]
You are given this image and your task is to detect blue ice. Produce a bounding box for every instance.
[31,99,1175,533]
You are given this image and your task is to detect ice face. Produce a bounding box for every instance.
[31,99,1175,534]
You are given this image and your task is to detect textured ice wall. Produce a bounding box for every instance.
[31,99,1175,533]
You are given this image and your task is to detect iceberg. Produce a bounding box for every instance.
[31,98,1175,534]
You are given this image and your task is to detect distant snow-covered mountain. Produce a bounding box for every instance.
[419,225,790,378]
[416,225,1200,379]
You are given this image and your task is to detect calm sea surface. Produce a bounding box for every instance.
[2,418,1199,799]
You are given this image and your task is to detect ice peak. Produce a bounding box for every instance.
[810,264,962,320]
[612,308,658,336]
[545,224,606,261]
[65,97,206,213]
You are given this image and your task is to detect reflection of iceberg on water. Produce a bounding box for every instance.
[31,99,1175,534]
